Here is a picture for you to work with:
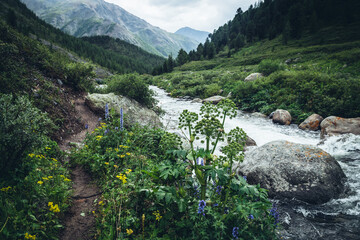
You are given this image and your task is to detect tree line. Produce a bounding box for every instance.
[153,0,360,74]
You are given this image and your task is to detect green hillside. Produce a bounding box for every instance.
[151,0,360,123]
[0,0,164,74]
[81,36,164,71]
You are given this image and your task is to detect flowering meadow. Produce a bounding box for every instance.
[72,100,279,239]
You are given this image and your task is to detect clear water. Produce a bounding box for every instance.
[151,86,360,238]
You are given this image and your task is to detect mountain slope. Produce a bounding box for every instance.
[21,0,199,57]
[175,27,210,43]
[0,0,164,74]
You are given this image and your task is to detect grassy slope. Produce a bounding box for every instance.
[151,24,360,123]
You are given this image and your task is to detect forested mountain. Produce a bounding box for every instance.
[154,0,360,74]
[20,0,199,57]
[175,27,210,44]
[0,0,165,74]
[199,0,360,59]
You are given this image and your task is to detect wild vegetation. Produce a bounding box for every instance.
[71,102,279,239]
[150,27,360,123]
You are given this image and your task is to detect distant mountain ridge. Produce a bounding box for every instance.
[175,27,210,43]
[20,0,198,57]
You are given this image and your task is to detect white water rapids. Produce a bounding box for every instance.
[151,86,360,238]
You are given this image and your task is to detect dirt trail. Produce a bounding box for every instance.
[59,96,99,151]
[59,95,102,240]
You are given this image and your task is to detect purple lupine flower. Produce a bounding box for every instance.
[115,127,119,130]
[197,157,204,166]
[216,185,222,195]
[85,124,88,129]
[232,227,239,240]
[243,176,247,182]
[197,200,206,216]
[213,203,218,207]
[104,129,109,135]
[98,117,102,122]
[269,203,279,227]
[105,103,109,119]
[248,214,254,220]
[193,185,200,199]
[120,107,123,131]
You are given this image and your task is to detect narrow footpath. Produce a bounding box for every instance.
[59,95,101,240]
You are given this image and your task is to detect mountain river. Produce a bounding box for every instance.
[150,86,360,240]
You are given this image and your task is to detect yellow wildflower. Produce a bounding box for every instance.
[125,169,132,174]
[28,153,35,158]
[25,232,36,239]
[92,211,95,214]
[100,122,106,126]
[96,136,103,141]
[51,158,57,162]
[114,165,118,168]
[98,201,104,205]
[153,210,162,221]
[45,147,51,150]
[50,204,60,213]
[104,162,109,165]
[64,178,71,182]
[37,181,43,185]
[48,176,53,179]
[0,186,11,192]
[48,202,53,206]
[126,152,131,156]
[42,177,49,181]
[60,175,65,178]
[85,145,89,148]
[126,229,133,235]
[116,174,127,184]
[120,155,125,158]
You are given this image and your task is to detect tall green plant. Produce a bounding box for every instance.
[179,99,244,200]
[0,94,55,177]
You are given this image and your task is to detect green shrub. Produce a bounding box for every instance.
[204,83,221,98]
[64,62,94,91]
[107,73,156,108]
[0,94,55,177]
[257,59,285,76]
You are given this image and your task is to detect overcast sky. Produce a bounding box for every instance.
[104,0,258,33]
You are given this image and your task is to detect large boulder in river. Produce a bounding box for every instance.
[272,109,292,125]
[202,96,226,104]
[320,116,360,138]
[244,73,264,82]
[238,141,346,204]
[85,93,162,128]
[299,114,324,131]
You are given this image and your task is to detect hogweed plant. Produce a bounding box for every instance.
[179,99,245,200]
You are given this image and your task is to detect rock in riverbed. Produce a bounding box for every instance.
[299,114,323,131]
[238,140,346,204]
[272,109,292,125]
[320,116,360,138]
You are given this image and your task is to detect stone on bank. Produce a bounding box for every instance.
[85,93,162,128]
[238,140,346,204]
